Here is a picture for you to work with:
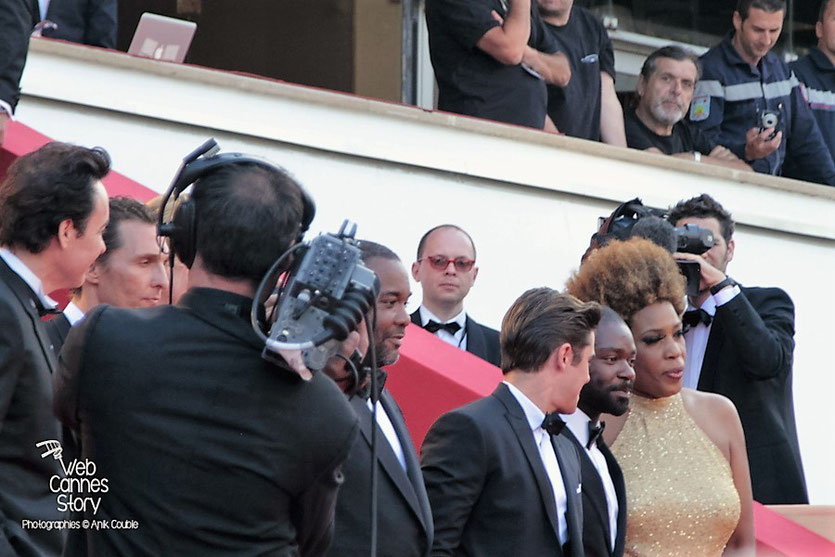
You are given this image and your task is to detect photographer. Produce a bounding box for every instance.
[53,157,360,555]
[669,193,806,505]
[689,0,835,185]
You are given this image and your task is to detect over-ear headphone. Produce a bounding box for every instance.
[157,138,316,268]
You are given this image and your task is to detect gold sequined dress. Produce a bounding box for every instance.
[611,393,740,556]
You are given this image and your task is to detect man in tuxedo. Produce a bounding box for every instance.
[421,288,599,556]
[411,224,500,366]
[669,193,806,504]
[53,157,360,555]
[327,240,433,557]
[0,142,110,556]
[561,307,634,557]
[46,196,168,349]
[0,0,38,146]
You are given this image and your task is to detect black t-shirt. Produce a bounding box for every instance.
[425,0,559,129]
[544,6,615,141]
[625,107,716,155]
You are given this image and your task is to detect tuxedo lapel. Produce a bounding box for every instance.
[600,441,627,557]
[698,316,726,391]
[553,433,583,557]
[464,315,486,359]
[493,385,561,545]
[379,390,433,538]
[0,259,57,373]
[562,427,612,553]
[350,395,425,529]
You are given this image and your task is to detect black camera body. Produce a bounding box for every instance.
[591,198,712,296]
[758,106,782,141]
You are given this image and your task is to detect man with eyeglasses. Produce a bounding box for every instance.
[410,224,501,367]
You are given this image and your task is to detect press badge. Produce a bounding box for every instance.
[690,95,710,121]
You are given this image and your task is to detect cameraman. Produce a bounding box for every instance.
[669,193,806,505]
[53,161,360,555]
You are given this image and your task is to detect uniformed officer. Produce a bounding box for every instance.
[689,0,835,186]
[791,0,835,164]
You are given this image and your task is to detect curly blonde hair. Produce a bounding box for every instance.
[565,238,686,323]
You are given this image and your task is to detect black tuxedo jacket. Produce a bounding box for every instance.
[0,0,38,111]
[697,285,806,504]
[45,312,72,354]
[0,258,64,557]
[421,383,584,557]
[562,427,626,557]
[410,309,501,367]
[42,0,117,48]
[53,287,359,556]
[328,390,433,557]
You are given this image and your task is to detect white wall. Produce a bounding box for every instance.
[17,39,835,503]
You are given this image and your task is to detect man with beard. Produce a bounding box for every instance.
[560,307,634,557]
[326,240,433,557]
[625,46,751,171]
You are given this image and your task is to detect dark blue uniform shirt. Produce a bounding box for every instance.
[791,47,835,164]
[690,34,835,186]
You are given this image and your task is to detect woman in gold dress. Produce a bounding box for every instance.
[566,237,754,556]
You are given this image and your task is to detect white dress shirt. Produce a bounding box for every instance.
[417,305,468,350]
[683,285,740,389]
[504,381,569,545]
[562,409,619,551]
[0,247,58,310]
[367,399,407,471]
[62,301,86,326]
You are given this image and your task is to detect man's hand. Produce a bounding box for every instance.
[709,145,739,161]
[674,252,727,293]
[321,317,371,393]
[744,127,782,161]
[0,111,10,148]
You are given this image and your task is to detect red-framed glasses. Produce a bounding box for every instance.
[418,255,475,272]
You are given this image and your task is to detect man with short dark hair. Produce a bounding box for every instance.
[560,307,633,557]
[0,142,110,556]
[690,0,835,185]
[327,240,433,557]
[54,159,360,554]
[425,0,571,130]
[421,288,598,556]
[410,224,500,366]
[538,0,626,144]
[46,197,168,349]
[790,0,835,163]
[626,45,751,171]
[669,193,806,504]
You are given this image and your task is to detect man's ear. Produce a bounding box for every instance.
[85,262,102,285]
[551,342,573,373]
[725,237,735,266]
[411,261,421,282]
[57,218,77,249]
[732,11,742,34]
[471,265,479,284]
[637,75,646,99]
[817,21,824,41]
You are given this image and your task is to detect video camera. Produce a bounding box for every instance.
[253,220,380,376]
[590,198,714,296]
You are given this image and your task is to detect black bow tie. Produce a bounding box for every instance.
[358,368,388,401]
[542,413,566,436]
[683,308,712,328]
[424,320,462,335]
[587,421,606,449]
[33,298,61,318]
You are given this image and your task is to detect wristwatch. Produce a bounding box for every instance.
[710,276,737,295]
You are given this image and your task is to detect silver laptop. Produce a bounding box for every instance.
[128,13,197,64]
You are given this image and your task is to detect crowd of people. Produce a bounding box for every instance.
[0,139,806,556]
[426,0,835,186]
